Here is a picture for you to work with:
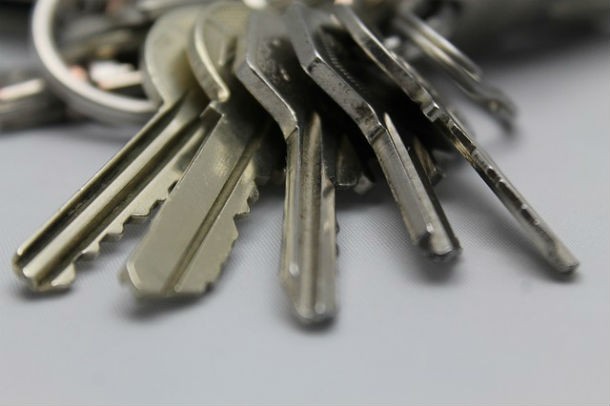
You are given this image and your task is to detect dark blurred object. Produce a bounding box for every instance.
[435,0,610,54]
[0,0,31,35]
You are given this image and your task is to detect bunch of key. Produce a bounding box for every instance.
[10,0,607,325]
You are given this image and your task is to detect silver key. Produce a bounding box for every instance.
[236,9,341,323]
[285,3,461,261]
[333,4,578,273]
[123,2,281,297]
[13,6,214,291]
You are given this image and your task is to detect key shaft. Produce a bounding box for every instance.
[13,6,211,290]
[336,5,577,272]
[286,3,461,260]
[236,11,339,322]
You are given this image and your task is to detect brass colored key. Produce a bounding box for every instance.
[124,2,281,297]
[13,6,215,291]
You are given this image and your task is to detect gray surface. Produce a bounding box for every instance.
[1,26,609,405]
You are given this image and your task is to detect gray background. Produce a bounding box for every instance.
[1,17,609,406]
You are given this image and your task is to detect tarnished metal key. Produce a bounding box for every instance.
[236,9,346,323]
[334,4,578,273]
[13,6,214,291]
[123,2,281,297]
[286,3,461,261]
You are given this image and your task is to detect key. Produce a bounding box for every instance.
[285,3,461,261]
[235,9,345,323]
[13,5,214,291]
[390,6,517,125]
[333,4,579,273]
[123,2,281,297]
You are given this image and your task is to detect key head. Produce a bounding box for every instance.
[234,10,312,138]
[188,1,250,103]
[140,5,201,104]
[333,5,470,144]
[284,3,387,142]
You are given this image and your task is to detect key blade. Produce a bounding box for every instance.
[123,111,278,297]
[383,114,459,259]
[333,5,577,273]
[285,3,460,259]
[281,113,337,323]
[13,95,215,291]
[447,122,579,273]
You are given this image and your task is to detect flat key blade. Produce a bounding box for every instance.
[281,113,337,323]
[124,106,278,296]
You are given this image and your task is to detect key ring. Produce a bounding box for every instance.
[393,5,516,124]
[31,0,157,124]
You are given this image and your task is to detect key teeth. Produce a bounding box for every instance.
[79,241,102,260]
[128,201,161,222]
[45,266,77,291]
[42,193,171,292]
[178,183,261,295]
[234,187,258,221]
[15,261,76,293]
[124,180,262,299]
[170,182,260,298]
